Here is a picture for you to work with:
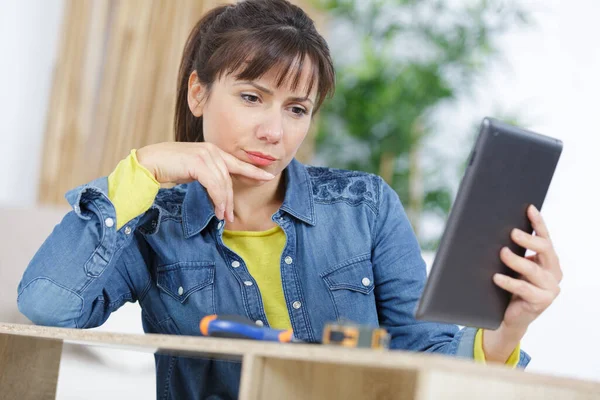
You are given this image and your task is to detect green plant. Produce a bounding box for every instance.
[312,0,530,250]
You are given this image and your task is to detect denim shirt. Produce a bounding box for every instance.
[17,158,530,399]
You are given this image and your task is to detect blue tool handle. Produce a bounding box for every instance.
[200,314,294,342]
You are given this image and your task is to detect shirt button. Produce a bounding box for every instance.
[217,221,224,229]
[255,320,264,327]
[231,261,240,268]
[362,277,371,286]
[104,218,114,228]
[292,301,302,309]
[124,226,132,235]
[244,281,253,286]
[178,286,184,296]
[284,256,293,265]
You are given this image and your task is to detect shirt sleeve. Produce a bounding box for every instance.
[108,149,160,230]
[473,328,521,367]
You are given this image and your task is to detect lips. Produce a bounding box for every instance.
[244,151,277,166]
[246,151,276,161]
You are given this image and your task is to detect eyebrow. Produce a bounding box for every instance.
[234,81,314,106]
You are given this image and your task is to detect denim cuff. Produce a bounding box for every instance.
[65,177,112,220]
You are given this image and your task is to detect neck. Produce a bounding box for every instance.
[229,173,285,230]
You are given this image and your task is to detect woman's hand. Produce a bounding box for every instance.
[483,204,562,362]
[495,204,563,330]
[136,142,275,222]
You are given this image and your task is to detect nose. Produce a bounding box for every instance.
[256,110,284,144]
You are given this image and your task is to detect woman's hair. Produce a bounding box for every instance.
[174,0,336,142]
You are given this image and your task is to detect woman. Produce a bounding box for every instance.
[17,0,562,399]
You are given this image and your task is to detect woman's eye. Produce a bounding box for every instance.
[241,94,259,103]
[291,106,307,116]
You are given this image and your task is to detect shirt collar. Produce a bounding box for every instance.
[182,158,316,238]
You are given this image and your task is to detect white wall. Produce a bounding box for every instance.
[0,0,64,206]
[440,0,600,382]
[0,0,598,389]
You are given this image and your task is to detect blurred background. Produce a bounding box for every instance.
[0,0,599,398]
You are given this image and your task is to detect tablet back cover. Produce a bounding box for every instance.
[415,118,563,329]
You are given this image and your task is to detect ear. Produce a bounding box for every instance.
[187,70,207,117]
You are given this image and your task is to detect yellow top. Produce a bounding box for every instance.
[473,327,520,366]
[108,149,160,230]
[106,149,519,365]
[222,226,292,329]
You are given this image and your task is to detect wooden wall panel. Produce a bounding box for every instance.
[39,0,223,204]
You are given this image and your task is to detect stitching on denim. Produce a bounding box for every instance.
[290,261,316,341]
[156,261,215,271]
[81,201,110,277]
[216,231,255,319]
[106,293,134,309]
[162,355,177,400]
[324,283,340,321]
[141,310,162,332]
[371,176,383,251]
[304,166,315,224]
[138,278,152,302]
[319,253,371,278]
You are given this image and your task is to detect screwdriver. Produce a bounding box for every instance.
[199,314,295,343]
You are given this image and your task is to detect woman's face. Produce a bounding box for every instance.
[188,57,318,185]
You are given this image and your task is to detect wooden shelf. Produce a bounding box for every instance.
[1,322,599,399]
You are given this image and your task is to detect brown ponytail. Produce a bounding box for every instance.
[173,0,335,143]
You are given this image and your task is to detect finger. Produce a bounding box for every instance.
[525,253,563,284]
[210,152,234,223]
[500,247,557,290]
[528,205,551,240]
[512,222,561,280]
[221,152,276,181]
[493,273,556,309]
[511,228,555,257]
[197,154,227,220]
[206,151,232,221]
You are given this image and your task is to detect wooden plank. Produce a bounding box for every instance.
[259,358,419,400]
[0,333,63,400]
[1,322,599,396]
[415,368,600,400]
[239,354,266,400]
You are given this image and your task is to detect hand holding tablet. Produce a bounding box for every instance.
[415,117,563,331]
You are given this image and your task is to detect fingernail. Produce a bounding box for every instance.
[264,172,275,178]
[512,229,523,239]
[530,205,539,215]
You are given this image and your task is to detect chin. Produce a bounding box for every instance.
[234,175,270,187]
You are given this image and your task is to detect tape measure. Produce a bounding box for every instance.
[322,321,390,350]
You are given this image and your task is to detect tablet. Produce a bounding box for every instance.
[414,117,563,330]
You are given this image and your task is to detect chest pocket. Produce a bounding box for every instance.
[156,261,216,329]
[320,254,379,326]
